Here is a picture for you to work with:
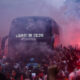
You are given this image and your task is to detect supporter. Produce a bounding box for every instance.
[0,64,2,72]
[48,65,59,80]
[69,69,80,80]
[0,72,7,80]
[11,69,20,80]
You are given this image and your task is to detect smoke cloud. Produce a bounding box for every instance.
[0,0,80,46]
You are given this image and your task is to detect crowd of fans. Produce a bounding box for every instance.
[0,44,80,80]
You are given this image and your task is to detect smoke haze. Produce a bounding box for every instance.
[0,0,80,46]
